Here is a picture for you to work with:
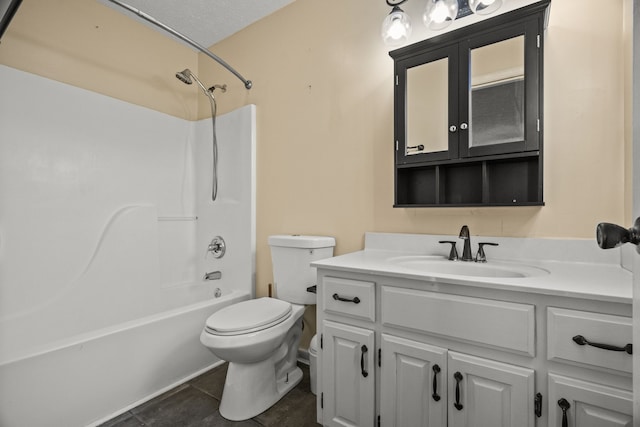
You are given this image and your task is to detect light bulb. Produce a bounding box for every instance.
[423,0,458,31]
[468,0,503,15]
[382,6,412,46]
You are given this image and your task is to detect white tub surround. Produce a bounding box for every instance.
[0,65,256,426]
[313,232,632,427]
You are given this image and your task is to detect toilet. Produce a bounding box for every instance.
[200,235,335,421]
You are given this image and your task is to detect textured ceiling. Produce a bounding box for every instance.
[102,0,294,48]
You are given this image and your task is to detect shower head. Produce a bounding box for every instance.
[175,69,193,85]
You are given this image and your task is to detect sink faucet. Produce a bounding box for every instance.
[458,225,473,262]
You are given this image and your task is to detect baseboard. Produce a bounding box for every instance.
[297,348,310,365]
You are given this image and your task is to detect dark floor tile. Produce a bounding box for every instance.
[98,411,146,427]
[190,362,228,400]
[253,364,320,427]
[103,360,319,427]
[132,385,219,427]
[197,411,263,427]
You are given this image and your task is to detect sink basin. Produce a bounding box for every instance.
[388,256,549,278]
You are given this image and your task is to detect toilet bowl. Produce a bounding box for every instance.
[200,235,335,421]
[200,298,305,420]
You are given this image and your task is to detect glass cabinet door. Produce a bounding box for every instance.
[396,44,459,164]
[459,19,541,157]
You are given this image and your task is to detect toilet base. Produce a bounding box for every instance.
[219,360,303,421]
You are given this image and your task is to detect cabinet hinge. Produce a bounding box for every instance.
[395,75,399,86]
[378,348,381,367]
[321,392,324,409]
[536,34,540,48]
[395,140,399,151]
[320,334,323,349]
[534,392,542,417]
[377,415,381,427]
[536,119,540,132]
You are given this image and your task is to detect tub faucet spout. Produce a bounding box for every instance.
[204,271,222,280]
[458,225,473,262]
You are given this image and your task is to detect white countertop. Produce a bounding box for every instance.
[312,233,632,304]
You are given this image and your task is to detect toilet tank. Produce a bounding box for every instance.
[268,235,335,305]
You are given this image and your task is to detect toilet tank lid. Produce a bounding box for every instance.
[268,235,335,249]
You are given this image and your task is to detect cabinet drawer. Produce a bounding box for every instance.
[547,308,632,373]
[381,287,535,356]
[322,277,375,322]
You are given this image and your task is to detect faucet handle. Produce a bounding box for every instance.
[439,240,459,261]
[476,242,499,263]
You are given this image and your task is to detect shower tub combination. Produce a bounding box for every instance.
[0,290,249,427]
[0,64,256,426]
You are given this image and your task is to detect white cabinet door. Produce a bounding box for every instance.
[380,334,447,427]
[548,374,633,427]
[447,351,535,427]
[322,320,375,427]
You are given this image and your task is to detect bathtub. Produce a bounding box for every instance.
[0,289,250,427]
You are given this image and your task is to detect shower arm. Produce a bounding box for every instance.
[107,0,253,90]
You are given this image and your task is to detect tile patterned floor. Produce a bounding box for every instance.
[100,362,319,427]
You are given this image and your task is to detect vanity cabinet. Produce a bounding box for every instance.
[546,308,633,426]
[322,321,375,427]
[315,269,632,427]
[548,374,632,427]
[380,334,534,427]
[390,1,550,207]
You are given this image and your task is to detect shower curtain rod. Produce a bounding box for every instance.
[107,0,253,90]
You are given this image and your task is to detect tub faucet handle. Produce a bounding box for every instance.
[439,240,459,261]
[208,236,226,258]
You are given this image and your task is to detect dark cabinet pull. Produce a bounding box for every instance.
[333,293,361,304]
[360,345,368,378]
[431,364,441,401]
[453,371,463,410]
[534,393,542,418]
[558,398,570,427]
[572,335,632,354]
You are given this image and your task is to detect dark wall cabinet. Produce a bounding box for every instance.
[391,0,550,207]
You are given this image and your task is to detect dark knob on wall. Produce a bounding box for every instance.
[596,217,640,252]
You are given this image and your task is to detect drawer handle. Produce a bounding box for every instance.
[453,371,463,410]
[431,364,441,401]
[360,345,369,378]
[558,398,570,427]
[333,293,361,304]
[572,335,633,354]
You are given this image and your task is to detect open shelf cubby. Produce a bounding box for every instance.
[395,154,542,207]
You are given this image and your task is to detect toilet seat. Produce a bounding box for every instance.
[205,298,292,336]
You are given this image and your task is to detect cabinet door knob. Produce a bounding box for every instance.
[460,122,468,130]
[449,125,457,133]
[453,371,463,410]
[432,364,441,401]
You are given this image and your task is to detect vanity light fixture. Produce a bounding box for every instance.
[381,0,412,46]
[382,0,504,45]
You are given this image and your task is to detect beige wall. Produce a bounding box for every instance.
[207,0,627,298]
[0,0,629,315]
[0,0,199,120]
